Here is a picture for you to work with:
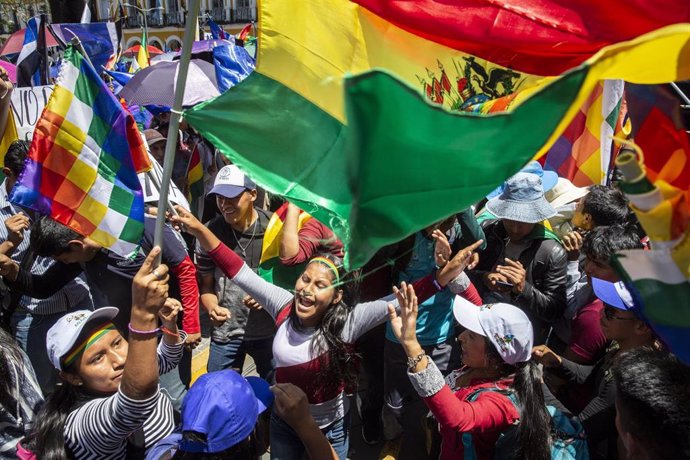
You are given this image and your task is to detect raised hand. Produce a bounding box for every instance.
[432,229,451,268]
[436,239,484,287]
[4,212,30,247]
[532,344,563,368]
[132,247,169,316]
[387,281,419,347]
[561,230,583,262]
[170,205,205,236]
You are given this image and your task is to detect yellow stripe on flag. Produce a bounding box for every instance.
[258,0,543,123]
[0,110,18,167]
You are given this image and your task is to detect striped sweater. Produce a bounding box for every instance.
[64,332,186,459]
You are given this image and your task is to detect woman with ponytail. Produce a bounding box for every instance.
[172,206,483,460]
[388,283,551,460]
[23,248,187,460]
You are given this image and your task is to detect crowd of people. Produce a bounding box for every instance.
[0,65,689,460]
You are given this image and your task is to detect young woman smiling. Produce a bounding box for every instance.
[24,248,187,459]
[173,206,482,460]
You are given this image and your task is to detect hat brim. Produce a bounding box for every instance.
[147,137,165,145]
[245,376,272,415]
[452,296,486,337]
[208,184,247,199]
[548,187,589,210]
[485,196,556,223]
[592,277,634,311]
[59,307,119,370]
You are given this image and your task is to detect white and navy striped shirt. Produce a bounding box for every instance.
[0,181,93,315]
[64,332,186,460]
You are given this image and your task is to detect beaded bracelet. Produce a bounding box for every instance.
[128,322,160,336]
[406,352,427,371]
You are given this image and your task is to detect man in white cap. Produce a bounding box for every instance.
[195,165,276,379]
[470,172,567,344]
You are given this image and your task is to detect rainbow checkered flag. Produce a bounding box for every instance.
[10,45,152,257]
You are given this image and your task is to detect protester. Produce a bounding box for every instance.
[23,248,187,458]
[612,348,690,460]
[0,327,42,458]
[544,177,589,238]
[146,369,273,459]
[172,204,481,460]
[0,140,93,394]
[534,278,659,459]
[196,165,275,378]
[388,283,553,460]
[383,216,484,459]
[471,172,567,343]
[144,128,189,191]
[571,185,634,231]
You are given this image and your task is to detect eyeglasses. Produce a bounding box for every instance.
[603,306,636,321]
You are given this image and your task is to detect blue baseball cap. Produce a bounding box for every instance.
[487,161,559,199]
[592,277,635,311]
[179,370,273,453]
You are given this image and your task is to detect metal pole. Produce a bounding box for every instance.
[670,82,690,105]
[152,0,199,264]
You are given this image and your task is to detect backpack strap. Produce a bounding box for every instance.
[461,386,520,460]
[275,303,293,328]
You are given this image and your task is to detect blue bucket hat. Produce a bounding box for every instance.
[179,370,273,453]
[487,161,559,199]
[485,172,557,224]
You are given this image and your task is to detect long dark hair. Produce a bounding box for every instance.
[0,328,26,418]
[289,253,359,392]
[24,375,88,459]
[483,338,551,460]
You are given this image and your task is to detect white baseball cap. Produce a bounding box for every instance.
[452,297,533,365]
[46,307,119,371]
[209,165,256,199]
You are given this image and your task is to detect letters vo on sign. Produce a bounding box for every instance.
[10,85,54,141]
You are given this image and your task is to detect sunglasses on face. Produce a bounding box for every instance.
[603,305,636,321]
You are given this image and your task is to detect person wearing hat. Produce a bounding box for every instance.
[544,177,589,239]
[387,283,553,460]
[147,370,338,460]
[195,165,276,378]
[22,248,188,459]
[470,172,567,344]
[533,277,658,459]
[144,129,190,192]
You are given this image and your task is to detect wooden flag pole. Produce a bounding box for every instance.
[152,0,200,264]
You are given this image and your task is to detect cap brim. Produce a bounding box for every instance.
[209,184,246,199]
[452,296,486,337]
[60,307,119,369]
[592,278,633,310]
[485,197,556,223]
[245,376,272,415]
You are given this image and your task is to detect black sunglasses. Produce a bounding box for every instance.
[603,305,636,321]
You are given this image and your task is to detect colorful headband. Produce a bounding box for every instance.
[309,257,340,284]
[62,323,117,368]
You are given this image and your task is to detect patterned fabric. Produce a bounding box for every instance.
[543,80,626,186]
[10,45,151,257]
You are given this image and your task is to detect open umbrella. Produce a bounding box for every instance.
[118,59,219,108]
[122,45,164,57]
[0,28,61,56]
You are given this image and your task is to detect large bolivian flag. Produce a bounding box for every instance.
[185,0,690,268]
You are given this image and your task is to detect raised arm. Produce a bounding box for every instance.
[172,206,293,318]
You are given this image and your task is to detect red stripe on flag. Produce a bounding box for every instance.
[352,0,690,75]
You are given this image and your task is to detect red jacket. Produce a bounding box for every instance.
[423,376,519,460]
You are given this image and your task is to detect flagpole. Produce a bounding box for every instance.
[152,0,200,264]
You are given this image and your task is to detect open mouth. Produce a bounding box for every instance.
[295,294,315,312]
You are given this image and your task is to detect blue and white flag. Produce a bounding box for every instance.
[16,16,42,87]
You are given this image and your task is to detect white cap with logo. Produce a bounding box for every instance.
[452,297,533,365]
[46,307,119,371]
[209,165,257,199]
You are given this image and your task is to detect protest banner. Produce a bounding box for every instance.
[10,85,54,140]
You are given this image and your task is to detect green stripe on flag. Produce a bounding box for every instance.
[186,66,588,268]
